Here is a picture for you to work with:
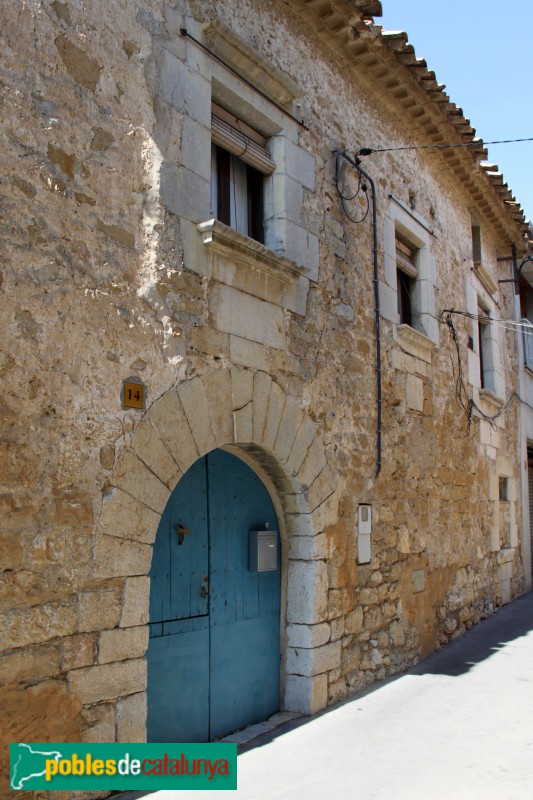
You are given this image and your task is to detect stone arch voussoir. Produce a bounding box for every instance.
[94,366,340,721]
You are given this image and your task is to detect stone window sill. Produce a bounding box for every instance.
[479,388,505,409]
[197,219,308,282]
[395,324,436,363]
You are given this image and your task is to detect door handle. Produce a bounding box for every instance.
[176,524,191,545]
[199,586,208,599]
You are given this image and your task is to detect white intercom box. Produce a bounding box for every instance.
[357,505,372,564]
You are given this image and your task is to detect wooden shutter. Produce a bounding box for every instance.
[211,114,275,175]
[396,235,418,279]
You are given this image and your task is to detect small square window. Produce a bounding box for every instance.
[499,477,509,501]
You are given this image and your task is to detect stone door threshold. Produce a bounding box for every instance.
[218,710,301,746]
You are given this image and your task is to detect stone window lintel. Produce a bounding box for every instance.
[473,261,499,296]
[203,22,302,106]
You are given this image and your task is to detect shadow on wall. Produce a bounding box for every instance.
[230,591,533,755]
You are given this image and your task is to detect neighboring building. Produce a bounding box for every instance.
[1,0,530,772]
[516,226,533,596]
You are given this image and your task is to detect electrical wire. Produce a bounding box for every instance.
[357,137,533,157]
[334,158,370,224]
[441,310,533,433]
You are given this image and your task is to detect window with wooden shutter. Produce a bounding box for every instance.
[396,233,418,326]
[210,104,274,244]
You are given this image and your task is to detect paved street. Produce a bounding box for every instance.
[121,591,533,800]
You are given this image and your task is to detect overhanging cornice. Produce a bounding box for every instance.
[289,0,528,249]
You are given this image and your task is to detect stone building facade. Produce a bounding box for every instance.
[1,0,530,791]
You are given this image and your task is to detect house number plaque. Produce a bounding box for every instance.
[122,376,146,411]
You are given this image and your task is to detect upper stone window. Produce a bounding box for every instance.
[210,104,275,244]
[381,197,439,357]
[396,232,419,328]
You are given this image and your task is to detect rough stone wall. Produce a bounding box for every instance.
[0,0,525,792]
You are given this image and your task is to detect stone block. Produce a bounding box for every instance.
[289,533,327,560]
[1,642,61,686]
[1,598,77,650]
[480,420,492,446]
[160,49,211,125]
[98,487,160,545]
[189,325,229,359]
[230,335,270,371]
[211,284,287,350]
[328,588,350,619]
[180,217,211,277]
[231,367,254,410]
[62,634,96,670]
[78,587,122,633]
[379,280,400,324]
[234,403,253,443]
[93,535,153,579]
[69,659,146,705]
[263,381,286,451]
[297,439,327,490]
[204,369,234,446]
[284,673,327,715]
[392,349,415,374]
[330,617,344,641]
[111,451,170,514]
[269,172,304,225]
[274,397,303,464]
[388,620,406,647]
[270,137,315,191]
[287,622,330,649]
[287,640,341,676]
[160,164,210,222]
[132,418,181,489]
[181,116,211,181]
[178,376,217,457]
[341,644,361,674]
[82,703,116,743]
[117,692,147,742]
[99,626,149,664]
[274,218,319,281]
[406,374,424,411]
[285,512,315,537]
[306,465,336,513]
[328,678,348,704]
[286,559,328,624]
[150,390,199,473]
[120,576,150,628]
[252,371,273,443]
[285,418,316,477]
[308,490,339,533]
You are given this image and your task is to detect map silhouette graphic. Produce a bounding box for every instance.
[11,743,63,789]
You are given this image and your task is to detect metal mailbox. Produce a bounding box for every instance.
[249,530,278,572]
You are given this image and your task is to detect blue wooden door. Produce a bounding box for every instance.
[147,449,280,742]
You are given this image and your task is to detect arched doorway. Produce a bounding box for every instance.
[147,448,281,741]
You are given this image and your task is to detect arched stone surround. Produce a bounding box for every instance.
[91,366,339,739]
